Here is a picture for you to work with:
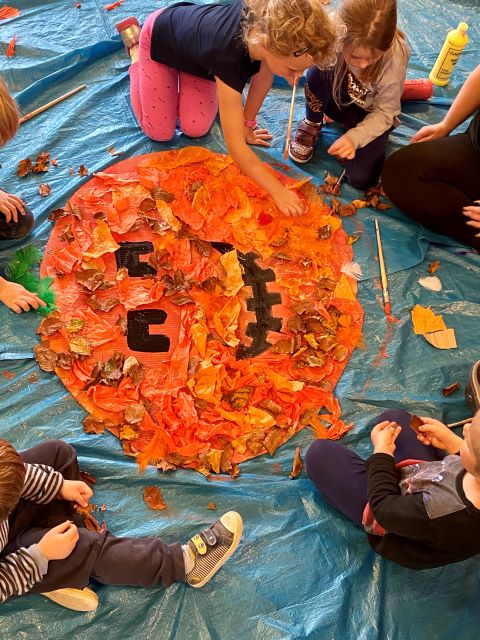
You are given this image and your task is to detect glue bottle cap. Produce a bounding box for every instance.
[457,22,469,34]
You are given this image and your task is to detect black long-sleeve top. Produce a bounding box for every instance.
[366,453,480,569]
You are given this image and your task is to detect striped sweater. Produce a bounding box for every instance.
[1,462,63,603]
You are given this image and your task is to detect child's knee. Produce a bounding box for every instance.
[305,439,340,474]
[180,121,212,138]
[140,120,176,143]
[50,440,77,464]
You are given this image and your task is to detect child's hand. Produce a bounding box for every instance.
[60,479,93,507]
[371,420,401,456]
[272,186,306,217]
[0,189,25,223]
[463,201,480,237]
[328,134,356,160]
[0,278,46,314]
[410,122,449,143]
[244,125,273,147]
[416,417,463,454]
[37,521,79,561]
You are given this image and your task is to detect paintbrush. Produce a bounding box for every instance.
[447,417,473,428]
[374,219,392,316]
[19,84,86,124]
[283,82,297,160]
[332,169,346,195]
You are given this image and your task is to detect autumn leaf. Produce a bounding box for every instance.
[79,470,97,484]
[83,415,105,434]
[33,344,58,372]
[38,183,52,197]
[409,414,424,436]
[78,164,89,177]
[0,6,21,20]
[428,260,441,275]
[208,502,217,510]
[33,151,50,173]
[104,0,125,10]
[6,34,16,57]
[17,158,32,177]
[143,486,167,510]
[289,447,303,479]
[442,381,460,397]
[74,504,101,532]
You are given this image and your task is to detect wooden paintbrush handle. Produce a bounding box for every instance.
[19,84,87,124]
[283,83,297,160]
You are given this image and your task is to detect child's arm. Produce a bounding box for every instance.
[215,77,305,216]
[20,463,64,504]
[0,521,79,604]
[416,417,463,454]
[0,189,25,223]
[0,277,46,314]
[242,61,274,146]
[333,40,409,155]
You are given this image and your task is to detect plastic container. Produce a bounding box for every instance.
[401,78,434,101]
[429,22,469,87]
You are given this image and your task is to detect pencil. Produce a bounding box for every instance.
[19,84,87,124]
[374,218,391,315]
[283,82,297,160]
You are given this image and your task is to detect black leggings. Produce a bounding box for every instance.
[381,133,480,250]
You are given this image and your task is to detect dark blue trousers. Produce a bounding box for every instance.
[305,409,445,526]
[4,441,185,595]
[304,66,391,190]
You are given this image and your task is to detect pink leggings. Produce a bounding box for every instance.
[129,10,219,141]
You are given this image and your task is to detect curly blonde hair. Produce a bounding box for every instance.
[0,76,19,147]
[245,0,345,68]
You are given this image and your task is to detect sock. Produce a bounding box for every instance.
[182,544,195,574]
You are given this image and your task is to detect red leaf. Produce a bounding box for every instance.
[6,34,16,57]
[104,0,124,10]
[0,7,20,20]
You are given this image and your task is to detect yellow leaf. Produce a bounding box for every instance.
[411,305,447,335]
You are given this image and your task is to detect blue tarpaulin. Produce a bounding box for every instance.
[0,1,479,638]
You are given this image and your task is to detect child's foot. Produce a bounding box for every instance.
[116,16,141,58]
[289,118,322,163]
[183,511,243,588]
[42,587,98,611]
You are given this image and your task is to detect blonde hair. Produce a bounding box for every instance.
[334,0,404,101]
[245,0,345,68]
[0,439,25,520]
[0,76,19,147]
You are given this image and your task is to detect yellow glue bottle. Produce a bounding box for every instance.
[429,22,469,86]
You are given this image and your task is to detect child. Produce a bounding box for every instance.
[289,0,410,190]
[0,438,243,609]
[382,64,480,250]
[305,408,480,569]
[0,77,46,314]
[116,0,343,216]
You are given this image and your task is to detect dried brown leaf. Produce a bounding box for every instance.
[428,261,441,275]
[33,344,58,372]
[442,381,460,397]
[79,470,97,485]
[83,415,105,434]
[38,183,52,197]
[409,414,424,436]
[143,486,167,510]
[17,158,32,177]
[289,447,303,479]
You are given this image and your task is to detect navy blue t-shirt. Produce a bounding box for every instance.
[150,0,261,93]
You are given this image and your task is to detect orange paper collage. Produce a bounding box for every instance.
[38,147,363,475]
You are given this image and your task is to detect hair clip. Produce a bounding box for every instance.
[293,46,310,57]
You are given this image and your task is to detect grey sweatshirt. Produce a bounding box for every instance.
[345,37,411,149]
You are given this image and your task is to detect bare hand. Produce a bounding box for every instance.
[60,479,93,507]
[371,420,401,456]
[0,278,46,314]
[0,189,25,223]
[245,126,273,147]
[416,416,463,453]
[328,134,356,160]
[37,521,79,561]
[410,122,449,143]
[272,186,306,217]
[463,201,480,237]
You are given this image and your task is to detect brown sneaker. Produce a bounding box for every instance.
[289,119,322,163]
[185,511,243,588]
